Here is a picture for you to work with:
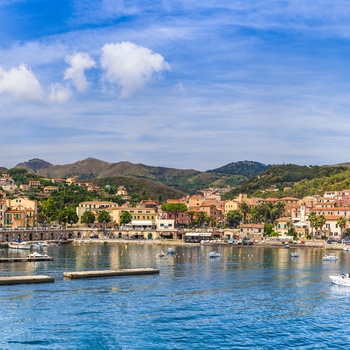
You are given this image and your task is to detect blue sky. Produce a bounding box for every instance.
[1,1,350,171]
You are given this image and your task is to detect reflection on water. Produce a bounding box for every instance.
[1,244,350,349]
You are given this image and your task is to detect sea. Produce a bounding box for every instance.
[0,243,350,350]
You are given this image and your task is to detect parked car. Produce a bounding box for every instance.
[327,239,337,245]
[90,234,99,239]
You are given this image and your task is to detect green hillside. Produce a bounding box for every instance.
[208,160,270,177]
[223,164,348,199]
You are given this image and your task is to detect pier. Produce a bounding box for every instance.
[0,275,54,285]
[63,268,160,279]
[0,257,54,263]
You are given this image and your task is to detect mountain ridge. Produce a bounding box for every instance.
[10,157,266,193]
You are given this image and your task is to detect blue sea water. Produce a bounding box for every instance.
[1,244,350,350]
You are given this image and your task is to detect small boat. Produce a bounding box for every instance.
[209,251,221,258]
[323,254,338,261]
[290,252,299,258]
[343,247,350,251]
[330,274,350,286]
[28,252,52,259]
[158,251,165,257]
[167,247,176,254]
[8,241,31,250]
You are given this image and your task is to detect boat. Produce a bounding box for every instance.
[8,241,31,250]
[329,274,350,286]
[158,251,165,257]
[209,251,221,258]
[167,247,176,254]
[28,252,53,260]
[343,247,350,251]
[323,254,338,261]
[290,252,299,257]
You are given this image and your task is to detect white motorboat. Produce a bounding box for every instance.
[343,247,350,251]
[167,247,176,254]
[290,252,299,258]
[28,252,53,260]
[330,274,350,286]
[158,251,165,257]
[8,241,31,250]
[323,254,338,261]
[209,251,221,258]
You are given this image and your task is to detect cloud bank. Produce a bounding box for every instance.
[0,42,170,102]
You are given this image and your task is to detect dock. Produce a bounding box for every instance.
[0,257,54,263]
[63,268,160,279]
[0,275,54,285]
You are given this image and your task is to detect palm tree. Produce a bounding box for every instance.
[337,216,347,239]
[307,212,317,237]
[239,202,250,224]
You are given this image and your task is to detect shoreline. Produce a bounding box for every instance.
[70,238,341,250]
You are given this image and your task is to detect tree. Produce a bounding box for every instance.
[187,211,195,228]
[307,212,317,236]
[286,220,295,237]
[264,223,274,236]
[120,211,132,226]
[337,216,347,238]
[226,210,242,228]
[98,210,111,224]
[194,211,210,228]
[161,203,187,227]
[239,202,250,224]
[81,211,95,225]
[39,198,56,222]
[314,215,326,238]
[57,207,79,225]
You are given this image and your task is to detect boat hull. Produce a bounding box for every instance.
[8,243,31,250]
[330,275,350,286]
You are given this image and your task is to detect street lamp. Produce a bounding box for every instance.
[70,220,73,227]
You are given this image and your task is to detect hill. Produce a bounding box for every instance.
[15,158,52,173]
[94,176,187,202]
[13,157,252,193]
[223,164,348,199]
[208,160,270,177]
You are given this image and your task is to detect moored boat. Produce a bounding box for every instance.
[167,247,176,254]
[323,254,338,261]
[330,274,350,286]
[290,252,299,257]
[209,251,221,258]
[28,252,53,260]
[8,241,31,250]
[158,251,165,257]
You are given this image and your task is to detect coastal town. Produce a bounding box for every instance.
[1,171,350,246]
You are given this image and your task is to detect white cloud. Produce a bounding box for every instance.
[49,83,72,103]
[173,82,187,95]
[64,52,96,92]
[100,41,170,98]
[0,64,44,100]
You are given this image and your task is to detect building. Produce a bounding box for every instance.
[239,224,264,238]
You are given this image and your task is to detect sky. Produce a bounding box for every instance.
[1,1,350,171]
